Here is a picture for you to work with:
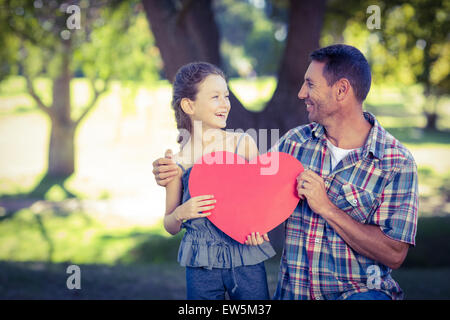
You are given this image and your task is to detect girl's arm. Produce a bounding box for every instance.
[163,170,184,235]
[164,167,217,235]
[236,133,259,161]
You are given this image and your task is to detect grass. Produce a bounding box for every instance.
[1,260,449,299]
[0,261,187,299]
[1,207,449,267]
[0,209,175,265]
[0,209,450,299]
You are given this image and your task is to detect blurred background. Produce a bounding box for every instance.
[0,0,449,299]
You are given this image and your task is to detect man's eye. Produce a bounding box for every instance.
[212,96,218,99]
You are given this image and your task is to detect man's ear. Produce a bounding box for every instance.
[335,78,351,102]
[180,98,195,115]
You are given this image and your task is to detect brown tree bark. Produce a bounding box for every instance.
[47,49,76,178]
[261,0,326,136]
[142,0,326,136]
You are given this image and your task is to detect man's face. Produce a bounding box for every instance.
[298,61,336,124]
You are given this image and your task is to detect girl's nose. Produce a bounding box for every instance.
[221,96,231,108]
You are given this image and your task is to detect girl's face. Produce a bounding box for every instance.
[190,74,230,130]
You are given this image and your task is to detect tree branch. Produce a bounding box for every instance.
[24,73,52,117]
[75,77,109,126]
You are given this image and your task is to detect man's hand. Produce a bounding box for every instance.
[296,170,335,216]
[152,149,180,186]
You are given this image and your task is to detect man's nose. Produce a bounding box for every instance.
[298,82,307,100]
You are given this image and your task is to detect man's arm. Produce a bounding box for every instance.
[297,170,411,269]
[321,204,409,269]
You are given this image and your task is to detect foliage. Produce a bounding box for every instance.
[324,0,450,129]
[213,0,286,77]
[0,0,161,83]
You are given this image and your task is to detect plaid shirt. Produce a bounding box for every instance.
[272,112,418,300]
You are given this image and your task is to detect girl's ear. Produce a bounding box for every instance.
[180,98,195,115]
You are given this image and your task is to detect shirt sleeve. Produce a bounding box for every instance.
[370,158,419,246]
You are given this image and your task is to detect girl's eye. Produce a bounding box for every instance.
[212,96,218,99]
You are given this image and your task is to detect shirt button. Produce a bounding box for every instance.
[352,199,358,205]
[315,297,321,300]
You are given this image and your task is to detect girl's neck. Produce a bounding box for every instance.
[192,126,226,149]
[180,127,226,164]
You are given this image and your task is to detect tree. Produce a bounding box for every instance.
[213,0,286,77]
[325,0,450,131]
[379,0,449,130]
[0,0,160,197]
[141,0,326,141]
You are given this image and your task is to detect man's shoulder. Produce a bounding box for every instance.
[378,126,417,170]
[282,123,317,143]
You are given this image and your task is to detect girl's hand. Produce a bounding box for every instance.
[174,195,216,222]
[244,232,270,246]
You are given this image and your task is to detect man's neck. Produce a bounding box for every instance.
[323,111,372,149]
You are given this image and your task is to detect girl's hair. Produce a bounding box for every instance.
[171,62,226,145]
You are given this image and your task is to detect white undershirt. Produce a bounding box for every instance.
[326,139,358,171]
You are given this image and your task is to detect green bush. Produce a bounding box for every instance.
[403,216,450,268]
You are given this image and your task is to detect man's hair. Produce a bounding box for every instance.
[310,44,371,103]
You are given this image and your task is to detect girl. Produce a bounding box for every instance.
[164,62,275,300]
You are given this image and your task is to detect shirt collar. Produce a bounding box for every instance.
[362,111,385,159]
[311,111,385,160]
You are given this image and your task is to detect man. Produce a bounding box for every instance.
[153,44,418,300]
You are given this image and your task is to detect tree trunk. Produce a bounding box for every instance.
[424,112,437,131]
[141,0,220,80]
[29,69,76,197]
[261,0,326,136]
[48,119,76,178]
[424,95,439,131]
[47,49,75,178]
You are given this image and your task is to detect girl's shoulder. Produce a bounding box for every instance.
[173,150,193,172]
[223,131,247,146]
[231,132,259,161]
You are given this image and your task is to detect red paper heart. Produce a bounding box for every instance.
[189,151,304,244]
